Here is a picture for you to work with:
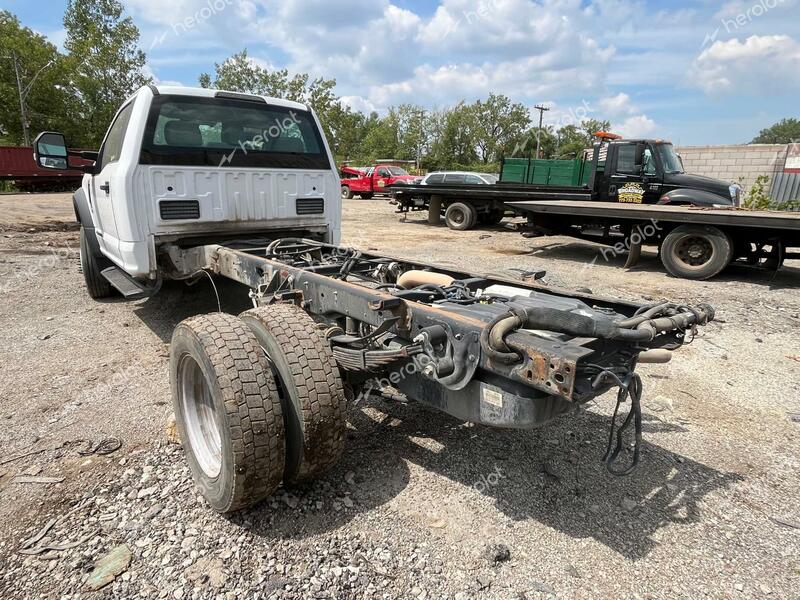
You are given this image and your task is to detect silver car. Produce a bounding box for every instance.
[420,171,499,185]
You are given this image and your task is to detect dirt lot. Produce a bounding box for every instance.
[0,193,798,599]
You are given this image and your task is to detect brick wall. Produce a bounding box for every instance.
[675,144,786,192]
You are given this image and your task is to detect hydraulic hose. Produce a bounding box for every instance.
[480,303,716,364]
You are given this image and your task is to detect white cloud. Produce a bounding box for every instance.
[616,115,658,138]
[597,92,658,138]
[690,34,800,94]
[599,93,634,116]
[339,95,379,114]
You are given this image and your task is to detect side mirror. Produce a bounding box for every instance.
[33,132,70,171]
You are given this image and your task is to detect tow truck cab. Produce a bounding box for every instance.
[588,136,741,207]
[339,164,418,199]
[33,85,341,281]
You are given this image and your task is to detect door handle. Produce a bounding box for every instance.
[99,182,110,194]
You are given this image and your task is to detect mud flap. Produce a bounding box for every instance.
[624,237,642,269]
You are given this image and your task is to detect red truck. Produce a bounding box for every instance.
[340,164,418,199]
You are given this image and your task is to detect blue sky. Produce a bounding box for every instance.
[4,0,800,145]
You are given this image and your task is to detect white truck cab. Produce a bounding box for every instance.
[34,85,341,294]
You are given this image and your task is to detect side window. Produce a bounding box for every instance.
[426,174,444,184]
[465,175,483,184]
[99,102,135,170]
[377,168,390,177]
[616,145,637,174]
[444,174,466,184]
[643,148,657,175]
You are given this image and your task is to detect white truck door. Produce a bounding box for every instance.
[91,100,135,261]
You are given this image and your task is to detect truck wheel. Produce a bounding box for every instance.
[79,226,113,299]
[240,304,347,485]
[445,202,477,230]
[660,225,733,280]
[170,313,285,513]
[341,186,354,199]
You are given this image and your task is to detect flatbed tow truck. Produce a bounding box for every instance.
[390,134,800,280]
[34,86,716,513]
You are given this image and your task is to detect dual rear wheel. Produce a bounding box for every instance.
[170,305,347,513]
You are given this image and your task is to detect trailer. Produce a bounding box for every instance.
[507,200,800,280]
[32,85,718,514]
[0,145,94,191]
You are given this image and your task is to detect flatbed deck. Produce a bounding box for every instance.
[393,182,591,202]
[507,200,800,231]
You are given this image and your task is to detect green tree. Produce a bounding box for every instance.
[199,49,341,150]
[324,103,370,163]
[426,103,479,169]
[63,0,150,147]
[471,94,530,163]
[360,114,399,161]
[0,11,77,145]
[752,118,800,144]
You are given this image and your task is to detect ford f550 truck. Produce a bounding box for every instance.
[35,85,715,513]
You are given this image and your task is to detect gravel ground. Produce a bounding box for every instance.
[0,193,798,599]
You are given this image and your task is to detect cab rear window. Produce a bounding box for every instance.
[140,95,330,170]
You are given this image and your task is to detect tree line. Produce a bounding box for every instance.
[2,0,796,174]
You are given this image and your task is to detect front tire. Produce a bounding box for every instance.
[170,313,286,513]
[240,304,347,485]
[445,202,477,230]
[79,227,113,299]
[341,186,354,199]
[660,225,733,280]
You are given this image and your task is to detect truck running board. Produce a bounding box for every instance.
[101,266,161,299]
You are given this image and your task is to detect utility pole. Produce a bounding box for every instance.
[534,104,550,159]
[415,108,426,171]
[4,51,54,146]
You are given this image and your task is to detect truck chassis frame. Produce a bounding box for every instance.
[163,238,714,497]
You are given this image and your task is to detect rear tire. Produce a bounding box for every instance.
[170,313,285,513]
[341,186,354,199]
[660,225,733,280]
[240,304,347,485]
[445,202,477,230]
[79,227,113,299]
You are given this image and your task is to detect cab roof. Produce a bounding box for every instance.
[142,85,310,112]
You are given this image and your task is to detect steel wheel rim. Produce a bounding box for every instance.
[179,354,222,478]
[674,235,713,267]
[341,187,349,198]
[452,208,466,225]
